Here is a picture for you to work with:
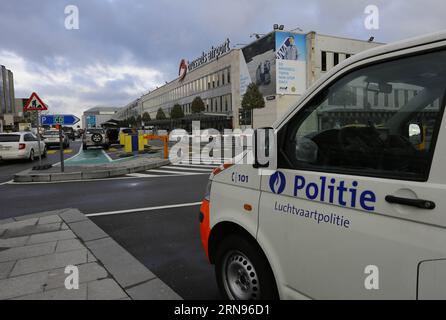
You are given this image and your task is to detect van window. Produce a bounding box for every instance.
[279,50,446,181]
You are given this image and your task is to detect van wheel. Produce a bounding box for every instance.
[42,147,47,158]
[215,235,278,300]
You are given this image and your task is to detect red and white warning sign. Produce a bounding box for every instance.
[24,92,48,111]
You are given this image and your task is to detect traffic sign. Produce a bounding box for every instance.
[41,114,80,126]
[24,92,48,111]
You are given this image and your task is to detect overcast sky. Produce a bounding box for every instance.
[1,0,446,124]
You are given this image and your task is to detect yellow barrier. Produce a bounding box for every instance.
[119,132,126,145]
[124,134,145,153]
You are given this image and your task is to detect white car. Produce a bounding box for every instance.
[200,31,446,300]
[0,132,47,161]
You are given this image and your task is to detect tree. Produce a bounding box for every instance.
[241,83,265,110]
[156,108,167,120]
[128,116,137,127]
[191,96,205,114]
[142,112,151,123]
[170,104,185,119]
[136,115,142,126]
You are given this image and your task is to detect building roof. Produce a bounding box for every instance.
[83,106,121,114]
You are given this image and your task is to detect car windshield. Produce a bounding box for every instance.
[0,135,20,142]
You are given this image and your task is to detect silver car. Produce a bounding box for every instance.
[82,128,109,150]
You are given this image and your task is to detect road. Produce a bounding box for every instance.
[0,160,221,299]
[0,140,81,183]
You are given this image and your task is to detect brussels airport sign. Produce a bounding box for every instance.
[187,38,231,72]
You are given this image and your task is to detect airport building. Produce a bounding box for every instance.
[0,65,16,132]
[118,29,383,130]
[82,106,121,129]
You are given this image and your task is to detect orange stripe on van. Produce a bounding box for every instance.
[199,199,211,261]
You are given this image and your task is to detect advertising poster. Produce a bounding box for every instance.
[239,33,276,97]
[275,32,307,95]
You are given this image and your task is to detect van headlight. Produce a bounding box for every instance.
[204,180,212,201]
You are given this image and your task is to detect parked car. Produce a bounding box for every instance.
[42,130,70,149]
[83,128,109,150]
[63,127,76,141]
[0,132,46,161]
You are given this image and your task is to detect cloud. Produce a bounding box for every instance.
[1,0,446,127]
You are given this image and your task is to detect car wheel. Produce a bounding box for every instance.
[215,234,279,300]
[82,144,87,151]
[29,149,35,162]
[42,146,47,158]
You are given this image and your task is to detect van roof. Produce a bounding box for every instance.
[274,30,446,128]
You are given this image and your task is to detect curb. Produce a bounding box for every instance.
[13,159,170,183]
[1,208,182,300]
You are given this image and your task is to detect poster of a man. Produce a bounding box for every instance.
[284,36,298,60]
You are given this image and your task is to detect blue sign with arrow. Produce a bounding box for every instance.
[40,114,80,126]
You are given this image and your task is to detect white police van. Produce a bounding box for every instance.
[199,31,446,300]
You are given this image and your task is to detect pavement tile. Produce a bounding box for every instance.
[2,222,62,239]
[0,218,38,232]
[0,242,56,263]
[59,209,87,224]
[87,250,97,262]
[55,239,84,253]
[0,271,48,300]
[10,249,88,277]
[68,220,108,242]
[13,209,70,221]
[87,278,128,300]
[0,261,15,280]
[27,230,76,245]
[0,236,29,248]
[38,215,62,225]
[86,237,156,288]
[45,262,108,290]
[126,278,182,300]
[14,283,88,300]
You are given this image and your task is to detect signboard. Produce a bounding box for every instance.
[275,32,307,95]
[187,38,231,72]
[178,59,188,81]
[41,114,80,126]
[24,92,48,111]
[86,115,96,128]
[239,33,276,97]
[239,32,307,98]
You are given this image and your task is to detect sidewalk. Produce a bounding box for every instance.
[0,209,181,300]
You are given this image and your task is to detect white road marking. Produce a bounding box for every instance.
[85,202,202,217]
[172,163,217,169]
[147,169,208,175]
[102,149,113,162]
[0,180,12,186]
[126,173,170,178]
[164,165,213,172]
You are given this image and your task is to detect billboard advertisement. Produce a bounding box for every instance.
[275,32,307,95]
[239,33,276,97]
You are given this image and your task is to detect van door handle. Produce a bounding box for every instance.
[385,195,436,210]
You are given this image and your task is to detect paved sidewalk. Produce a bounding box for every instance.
[0,208,181,300]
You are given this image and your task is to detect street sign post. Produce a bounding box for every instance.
[40,115,80,173]
[24,92,48,166]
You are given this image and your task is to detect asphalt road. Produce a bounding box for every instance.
[0,140,81,183]
[0,169,220,299]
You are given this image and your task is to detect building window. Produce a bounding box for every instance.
[321,51,327,71]
[333,52,339,66]
[227,70,231,84]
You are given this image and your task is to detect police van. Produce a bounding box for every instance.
[199,31,446,300]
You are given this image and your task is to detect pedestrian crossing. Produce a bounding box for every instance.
[125,160,231,178]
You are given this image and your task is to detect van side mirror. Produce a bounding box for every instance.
[253,127,277,169]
